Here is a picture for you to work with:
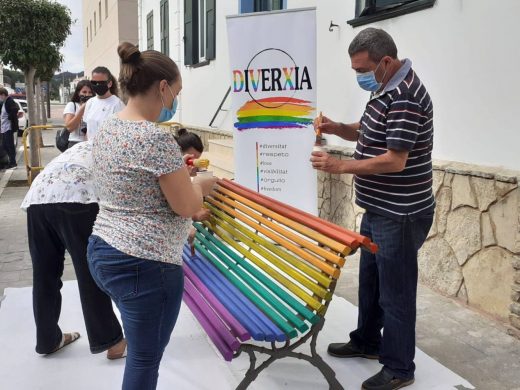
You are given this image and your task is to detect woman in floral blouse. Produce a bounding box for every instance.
[88,42,216,390]
[22,141,126,358]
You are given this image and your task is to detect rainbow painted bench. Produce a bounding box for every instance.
[182,179,377,390]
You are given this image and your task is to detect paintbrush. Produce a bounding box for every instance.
[315,111,323,146]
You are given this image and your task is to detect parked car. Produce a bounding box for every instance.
[14,98,29,137]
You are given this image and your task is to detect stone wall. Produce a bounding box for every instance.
[319,146,520,338]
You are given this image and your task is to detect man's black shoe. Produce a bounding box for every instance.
[7,163,17,169]
[362,369,414,390]
[327,341,379,359]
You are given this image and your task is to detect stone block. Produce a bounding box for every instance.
[512,283,520,293]
[481,212,497,247]
[329,179,355,230]
[510,302,520,316]
[443,172,454,188]
[418,237,463,296]
[489,189,520,253]
[445,207,481,265]
[432,170,444,196]
[496,181,518,198]
[510,314,520,330]
[457,281,468,304]
[435,187,452,235]
[513,258,520,270]
[471,177,497,211]
[515,272,520,285]
[463,247,515,319]
[452,175,477,209]
[512,290,520,302]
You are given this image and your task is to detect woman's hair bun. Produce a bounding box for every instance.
[177,128,188,136]
[118,42,141,65]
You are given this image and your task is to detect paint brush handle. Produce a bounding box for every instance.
[315,111,323,145]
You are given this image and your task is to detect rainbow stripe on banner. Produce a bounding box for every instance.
[235,97,314,130]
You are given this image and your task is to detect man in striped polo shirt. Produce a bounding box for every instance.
[311,28,434,390]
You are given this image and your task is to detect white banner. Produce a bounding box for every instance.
[226,8,317,215]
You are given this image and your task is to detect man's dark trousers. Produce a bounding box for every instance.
[349,211,433,380]
[2,129,16,165]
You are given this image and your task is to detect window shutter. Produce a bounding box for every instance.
[206,0,216,60]
[147,11,154,50]
[184,0,199,65]
[160,0,169,55]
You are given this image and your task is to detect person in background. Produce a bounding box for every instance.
[21,141,126,359]
[83,66,125,140]
[0,87,21,168]
[174,128,204,176]
[310,28,434,390]
[63,80,94,149]
[174,128,211,223]
[88,42,217,390]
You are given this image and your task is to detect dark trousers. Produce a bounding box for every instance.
[27,203,123,354]
[88,235,184,390]
[349,211,433,379]
[2,129,16,165]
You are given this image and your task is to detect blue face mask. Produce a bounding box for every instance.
[356,60,386,92]
[157,85,178,123]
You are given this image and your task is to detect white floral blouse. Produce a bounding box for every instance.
[21,141,97,210]
[91,117,190,265]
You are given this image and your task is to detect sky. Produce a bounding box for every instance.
[56,0,84,74]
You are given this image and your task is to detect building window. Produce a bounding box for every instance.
[94,12,97,34]
[105,0,109,18]
[184,0,215,66]
[147,11,154,50]
[348,0,436,27]
[160,0,169,56]
[90,20,93,41]
[86,27,89,47]
[99,2,102,26]
[240,0,285,13]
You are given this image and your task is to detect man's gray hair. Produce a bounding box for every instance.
[348,28,398,62]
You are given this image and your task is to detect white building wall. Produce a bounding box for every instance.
[138,0,519,170]
[83,0,138,79]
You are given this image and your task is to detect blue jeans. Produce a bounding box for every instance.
[349,211,433,380]
[88,236,184,390]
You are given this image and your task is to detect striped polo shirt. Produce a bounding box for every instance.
[354,59,435,221]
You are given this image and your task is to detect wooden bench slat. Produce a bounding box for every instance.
[207,201,332,300]
[220,179,378,252]
[203,217,323,322]
[195,227,311,333]
[207,197,334,289]
[206,196,341,279]
[184,248,285,342]
[194,233,299,338]
[212,187,351,262]
[183,259,250,341]
[183,284,236,361]
[184,277,242,351]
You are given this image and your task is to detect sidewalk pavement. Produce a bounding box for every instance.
[0,109,519,389]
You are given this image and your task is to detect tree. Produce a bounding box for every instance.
[36,48,63,125]
[0,0,71,170]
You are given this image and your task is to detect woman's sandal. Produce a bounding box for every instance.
[107,338,127,360]
[46,332,81,355]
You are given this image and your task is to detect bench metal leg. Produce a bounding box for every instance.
[235,318,344,390]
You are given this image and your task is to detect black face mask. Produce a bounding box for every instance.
[92,83,109,96]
